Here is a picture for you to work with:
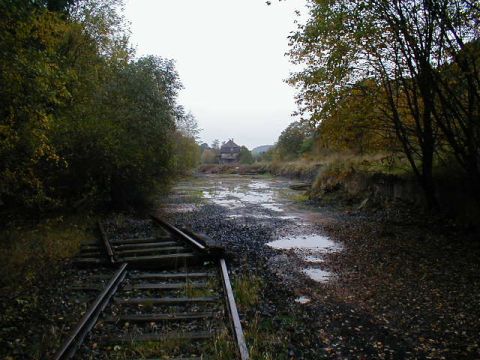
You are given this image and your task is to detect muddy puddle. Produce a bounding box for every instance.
[267,234,342,282]
[166,174,343,286]
[201,178,286,213]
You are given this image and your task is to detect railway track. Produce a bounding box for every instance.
[55,215,249,360]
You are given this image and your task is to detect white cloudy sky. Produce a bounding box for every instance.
[124,0,307,149]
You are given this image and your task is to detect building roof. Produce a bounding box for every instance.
[220,139,240,151]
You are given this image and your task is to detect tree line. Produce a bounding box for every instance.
[276,0,479,209]
[0,0,200,213]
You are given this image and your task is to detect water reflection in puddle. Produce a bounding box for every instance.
[267,234,342,252]
[249,181,270,190]
[202,184,284,213]
[263,203,283,212]
[267,234,341,283]
[303,255,324,263]
[295,296,311,304]
[173,176,342,285]
[303,268,332,282]
[228,213,300,221]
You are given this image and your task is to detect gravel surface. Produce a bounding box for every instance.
[1,173,478,359]
[0,262,117,359]
[159,174,480,359]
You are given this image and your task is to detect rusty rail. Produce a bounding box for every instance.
[98,222,115,264]
[151,215,206,251]
[53,263,128,360]
[55,217,249,359]
[152,215,249,359]
[219,258,249,360]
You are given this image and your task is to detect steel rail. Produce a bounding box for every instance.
[98,221,115,264]
[53,263,128,360]
[150,215,206,251]
[219,258,249,360]
[152,215,249,359]
[57,217,248,359]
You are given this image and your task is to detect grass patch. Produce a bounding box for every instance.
[245,315,286,360]
[268,152,413,179]
[232,273,289,359]
[233,274,262,311]
[184,189,206,203]
[128,338,189,359]
[0,215,93,292]
[231,272,300,359]
[111,327,235,359]
[185,277,217,298]
[205,327,236,360]
[289,193,310,203]
[266,160,320,182]
[197,163,270,175]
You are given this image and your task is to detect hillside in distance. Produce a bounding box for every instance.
[251,145,273,155]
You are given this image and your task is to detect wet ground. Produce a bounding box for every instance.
[2,173,477,359]
[160,173,480,359]
[161,174,343,291]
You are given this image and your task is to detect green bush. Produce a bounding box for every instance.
[0,1,199,211]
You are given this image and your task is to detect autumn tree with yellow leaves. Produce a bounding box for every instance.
[288,0,480,208]
[0,0,199,211]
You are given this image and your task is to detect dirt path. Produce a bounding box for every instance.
[160,174,480,359]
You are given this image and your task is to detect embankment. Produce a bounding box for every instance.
[197,161,479,222]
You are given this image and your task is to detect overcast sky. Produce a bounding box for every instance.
[124,0,306,149]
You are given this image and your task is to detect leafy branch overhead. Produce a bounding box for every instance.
[288,0,480,207]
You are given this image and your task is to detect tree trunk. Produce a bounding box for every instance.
[419,71,439,210]
[420,147,438,210]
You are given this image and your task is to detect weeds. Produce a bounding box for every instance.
[110,328,233,359]
[112,337,189,359]
[231,273,287,359]
[185,277,217,298]
[233,274,262,311]
[0,215,92,292]
[289,193,310,203]
[244,315,285,360]
[206,327,236,359]
[183,189,207,205]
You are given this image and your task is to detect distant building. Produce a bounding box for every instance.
[220,139,241,164]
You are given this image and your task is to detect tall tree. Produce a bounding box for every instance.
[289,0,480,208]
[239,146,254,164]
[0,0,195,211]
[0,2,78,209]
[275,120,312,160]
[429,8,480,199]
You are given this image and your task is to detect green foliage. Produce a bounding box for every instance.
[288,0,480,207]
[211,139,220,150]
[239,146,254,164]
[174,110,201,172]
[0,5,77,209]
[315,79,397,155]
[201,148,219,164]
[0,0,199,211]
[54,55,181,208]
[274,120,312,160]
[254,148,274,162]
[233,274,262,310]
[0,216,91,290]
[173,133,201,174]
